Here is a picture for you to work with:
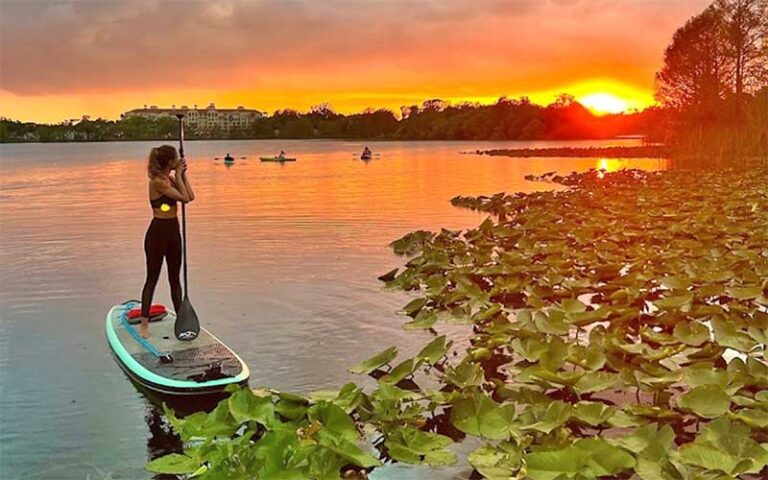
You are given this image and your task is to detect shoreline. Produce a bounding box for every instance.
[0,137,648,146]
[472,145,668,158]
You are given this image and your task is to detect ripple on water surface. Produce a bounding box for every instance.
[0,139,667,479]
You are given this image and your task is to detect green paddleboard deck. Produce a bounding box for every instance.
[106,302,249,395]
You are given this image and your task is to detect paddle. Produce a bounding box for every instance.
[174,114,200,341]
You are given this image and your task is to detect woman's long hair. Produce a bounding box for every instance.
[147,145,178,178]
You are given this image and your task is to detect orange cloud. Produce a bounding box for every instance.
[0,0,711,122]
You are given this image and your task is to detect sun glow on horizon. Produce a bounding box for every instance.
[580,93,632,115]
[0,77,656,123]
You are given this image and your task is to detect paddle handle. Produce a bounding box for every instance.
[176,114,189,297]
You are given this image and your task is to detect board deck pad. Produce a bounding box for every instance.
[106,303,249,394]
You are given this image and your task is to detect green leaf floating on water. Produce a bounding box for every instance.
[519,400,572,434]
[573,370,619,395]
[726,285,763,300]
[678,418,768,475]
[384,426,457,466]
[415,335,452,364]
[403,308,438,330]
[450,390,515,440]
[308,383,363,414]
[610,423,675,454]
[572,402,616,427]
[682,363,729,388]
[443,360,484,388]
[306,447,350,480]
[510,337,549,362]
[660,275,692,290]
[163,401,240,441]
[146,453,200,474]
[652,292,694,311]
[677,384,731,418]
[401,297,428,317]
[249,429,308,479]
[673,320,710,346]
[609,424,676,480]
[348,346,398,374]
[228,387,277,427]
[379,357,423,385]
[377,268,398,282]
[711,317,758,352]
[533,310,570,335]
[524,437,636,480]
[468,442,523,479]
[308,401,358,443]
[730,408,768,428]
[315,429,381,469]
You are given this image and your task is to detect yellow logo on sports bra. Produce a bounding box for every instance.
[160,204,171,212]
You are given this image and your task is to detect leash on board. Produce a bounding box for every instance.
[119,300,173,363]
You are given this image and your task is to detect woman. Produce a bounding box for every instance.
[139,145,195,338]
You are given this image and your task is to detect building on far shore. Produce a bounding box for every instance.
[121,103,264,132]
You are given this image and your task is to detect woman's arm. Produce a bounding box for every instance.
[180,159,195,202]
[152,176,190,203]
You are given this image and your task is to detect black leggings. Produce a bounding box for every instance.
[141,217,182,317]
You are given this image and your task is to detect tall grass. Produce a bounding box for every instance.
[671,89,768,167]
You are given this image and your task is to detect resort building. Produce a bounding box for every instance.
[121,103,264,131]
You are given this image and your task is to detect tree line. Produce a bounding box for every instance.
[655,0,768,161]
[0,97,657,143]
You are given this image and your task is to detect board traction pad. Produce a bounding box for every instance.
[109,305,244,384]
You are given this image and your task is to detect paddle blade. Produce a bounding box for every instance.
[174,297,200,341]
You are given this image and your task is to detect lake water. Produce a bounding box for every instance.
[0,139,666,479]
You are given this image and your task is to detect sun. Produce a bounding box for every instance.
[579,93,631,115]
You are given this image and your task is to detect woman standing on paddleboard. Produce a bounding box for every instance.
[139,145,194,338]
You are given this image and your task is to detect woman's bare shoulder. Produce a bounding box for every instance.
[149,175,170,189]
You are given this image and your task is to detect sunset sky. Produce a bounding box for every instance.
[1,0,712,123]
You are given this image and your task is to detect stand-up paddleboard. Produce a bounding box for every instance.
[106,301,249,395]
[260,156,297,162]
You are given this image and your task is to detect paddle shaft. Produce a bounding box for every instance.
[176,114,189,297]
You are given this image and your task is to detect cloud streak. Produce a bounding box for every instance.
[0,0,712,120]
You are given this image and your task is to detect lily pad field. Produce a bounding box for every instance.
[149,166,768,479]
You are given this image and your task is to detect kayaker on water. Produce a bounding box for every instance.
[278,150,286,160]
[139,145,195,338]
[362,146,372,158]
[224,153,234,162]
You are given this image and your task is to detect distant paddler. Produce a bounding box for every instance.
[361,146,372,160]
[223,153,235,163]
[260,150,297,162]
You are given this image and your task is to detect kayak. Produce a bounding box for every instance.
[361,155,372,160]
[260,157,296,162]
[106,301,249,395]
[224,158,235,163]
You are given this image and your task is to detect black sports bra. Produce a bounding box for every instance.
[150,194,177,209]
[149,177,178,210]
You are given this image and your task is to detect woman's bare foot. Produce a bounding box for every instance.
[139,317,149,339]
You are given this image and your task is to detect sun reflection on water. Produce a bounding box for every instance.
[596,158,622,179]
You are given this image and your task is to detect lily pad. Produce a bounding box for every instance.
[677,384,731,418]
[384,427,457,466]
[525,437,636,480]
[348,346,398,375]
[450,390,515,440]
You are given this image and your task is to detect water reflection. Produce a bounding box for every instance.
[145,406,184,480]
[0,139,667,479]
